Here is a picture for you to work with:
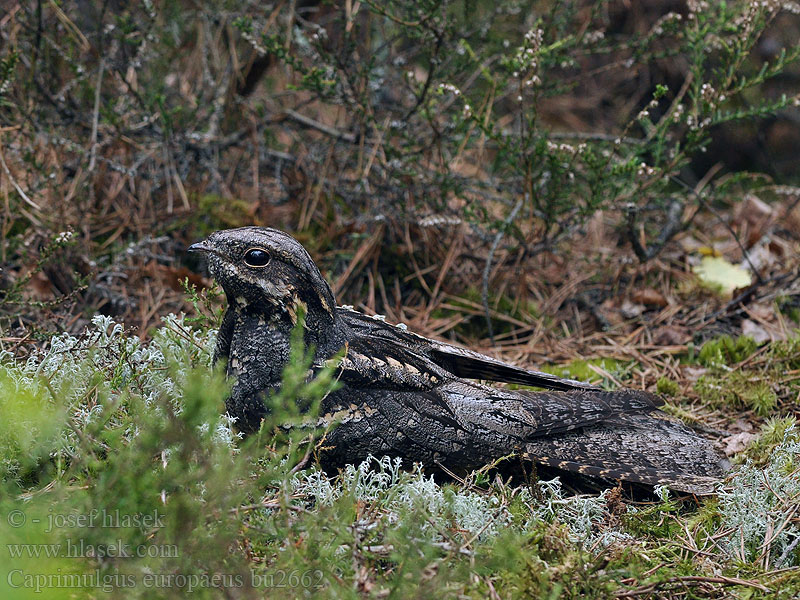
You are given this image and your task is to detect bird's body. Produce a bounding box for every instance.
[191,227,728,494]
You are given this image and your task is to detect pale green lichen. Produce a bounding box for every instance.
[291,456,629,548]
[715,427,800,567]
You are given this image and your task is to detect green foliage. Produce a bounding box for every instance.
[3,0,798,278]
[2,1,800,594]
[691,334,799,418]
[697,334,759,367]
[181,278,224,330]
[695,372,778,416]
[0,231,87,329]
[0,370,66,487]
[742,416,798,465]
[656,376,679,397]
[0,313,338,598]
[0,51,17,106]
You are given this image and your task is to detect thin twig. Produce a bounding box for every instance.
[617,575,771,597]
[776,535,800,568]
[284,109,357,143]
[550,131,643,145]
[625,198,689,262]
[0,145,41,210]
[403,27,443,121]
[88,58,105,172]
[289,435,315,475]
[482,194,525,343]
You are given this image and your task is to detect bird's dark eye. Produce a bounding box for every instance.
[243,248,270,267]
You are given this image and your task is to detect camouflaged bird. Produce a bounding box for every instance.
[189,227,728,494]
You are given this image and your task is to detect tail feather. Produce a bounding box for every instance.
[524,411,728,494]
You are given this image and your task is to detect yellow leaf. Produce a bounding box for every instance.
[693,256,752,296]
[697,246,720,257]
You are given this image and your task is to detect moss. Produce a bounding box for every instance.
[696,335,759,367]
[695,373,778,417]
[660,400,703,424]
[776,295,800,325]
[771,336,800,369]
[544,358,631,387]
[622,497,681,539]
[656,376,680,397]
[2,316,798,598]
[506,358,629,392]
[741,416,798,465]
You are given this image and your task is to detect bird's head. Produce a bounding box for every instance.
[189,227,337,327]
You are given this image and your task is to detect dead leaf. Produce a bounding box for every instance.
[632,287,668,307]
[741,319,770,343]
[693,255,752,296]
[749,302,776,321]
[722,432,758,456]
[785,197,800,236]
[744,243,779,273]
[598,298,625,328]
[27,271,54,300]
[682,366,708,382]
[733,194,775,247]
[620,299,645,319]
[652,325,690,345]
[731,418,754,433]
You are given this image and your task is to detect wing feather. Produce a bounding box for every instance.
[338,308,598,391]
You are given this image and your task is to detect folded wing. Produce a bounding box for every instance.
[338,308,599,391]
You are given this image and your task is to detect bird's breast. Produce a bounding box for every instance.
[228,315,292,397]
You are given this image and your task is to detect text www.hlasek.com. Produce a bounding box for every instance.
[7,539,178,559]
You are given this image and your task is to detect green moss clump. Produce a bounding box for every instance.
[770,336,800,369]
[740,416,798,465]
[697,335,759,367]
[656,377,680,397]
[548,359,630,386]
[695,373,778,417]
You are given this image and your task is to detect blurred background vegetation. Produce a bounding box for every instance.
[1,0,798,355]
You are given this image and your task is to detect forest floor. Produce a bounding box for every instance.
[2,195,800,599]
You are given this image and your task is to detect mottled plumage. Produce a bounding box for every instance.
[189,227,728,494]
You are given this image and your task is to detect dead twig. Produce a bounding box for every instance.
[482,194,525,343]
[0,144,41,210]
[616,575,771,597]
[625,198,692,262]
[284,109,357,143]
[87,58,105,172]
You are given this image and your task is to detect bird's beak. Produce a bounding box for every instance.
[188,241,213,254]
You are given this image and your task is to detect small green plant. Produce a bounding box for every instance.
[181,278,224,330]
[656,376,680,397]
[695,372,778,416]
[0,230,87,330]
[697,334,759,367]
[0,311,345,598]
[742,416,798,465]
[691,334,798,418]
[2,315,800,597]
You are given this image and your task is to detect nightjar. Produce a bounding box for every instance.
[190,227,728,494]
